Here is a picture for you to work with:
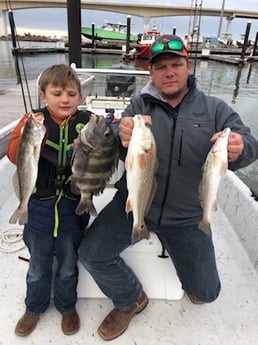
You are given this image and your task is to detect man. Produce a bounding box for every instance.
[79,35,258,341]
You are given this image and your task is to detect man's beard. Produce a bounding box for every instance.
[161,89,182,101]
[161,84,188,102]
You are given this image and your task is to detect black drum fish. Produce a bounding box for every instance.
[68,114,119,216]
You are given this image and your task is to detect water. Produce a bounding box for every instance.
[1,40,258,194]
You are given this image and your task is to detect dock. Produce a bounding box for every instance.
[11,44,258,64]
[12,47,127,56]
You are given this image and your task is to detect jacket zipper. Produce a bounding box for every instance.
[157,107,178,225]
[53,120,70,237]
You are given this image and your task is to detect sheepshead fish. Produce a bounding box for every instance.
[68,114,119,216]
[198,127,231,235]
[125,114,158,243]
[9,112,46,225]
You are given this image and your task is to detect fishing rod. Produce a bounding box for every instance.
[191,0,203,75]
[6,0,33,113]
[195,0,203,74]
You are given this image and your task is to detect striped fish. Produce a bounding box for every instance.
[68,114,119,216]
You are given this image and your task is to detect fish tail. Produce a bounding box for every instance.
[125,197,132,214]
[9,207,28,225]
[75,199,97,217]
[198,219,212,236]
[131,223,150,244]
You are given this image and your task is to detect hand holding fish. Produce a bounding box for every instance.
[210,131,243,162]
[119,116,152,147]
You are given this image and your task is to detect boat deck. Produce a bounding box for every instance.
[1,161,258,345]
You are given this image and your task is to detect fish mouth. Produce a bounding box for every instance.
[30,112,44,126]
[90,114,104,124]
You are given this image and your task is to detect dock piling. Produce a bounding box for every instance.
[240,21,252,61]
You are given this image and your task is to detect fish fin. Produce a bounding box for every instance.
[75,199,97,217]
[144,148,153,155]
[220,161,228,176]
[12,171,20,199]
[125,197,132,214]
[212,155,221,166]
[69,180,80,194]
[125,154,134,171]
[9,207,28,225]
[198,219,212,236]
[33,146,40,158]
[131,223,150,244]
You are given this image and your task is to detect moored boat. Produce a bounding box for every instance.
[186,25,203,47]
[236,33,255,47]
[217,32,237,47]
[134,28,160,60]
[81,21,138,42]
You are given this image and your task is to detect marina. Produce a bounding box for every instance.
[0,2,258,344]
[1,42,258,191]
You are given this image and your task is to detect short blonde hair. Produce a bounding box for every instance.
[39,64,81,93]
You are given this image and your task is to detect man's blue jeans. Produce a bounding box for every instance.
[23,227,84,315]
[79,191,221,309]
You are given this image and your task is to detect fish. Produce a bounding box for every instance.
[125,114,158,243]
[68,114,119,216]
[198,127,231,235]
[9,112,46,225]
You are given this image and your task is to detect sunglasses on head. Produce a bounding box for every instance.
[151,39,188,56]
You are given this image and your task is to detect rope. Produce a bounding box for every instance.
[0,228,25,253]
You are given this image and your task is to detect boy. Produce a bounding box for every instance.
[7,64,92,336]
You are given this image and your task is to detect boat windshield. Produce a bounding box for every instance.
[36,67,150,120]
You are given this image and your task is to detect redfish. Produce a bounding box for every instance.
[68,114,119,216]
[199,127,231,235]
[9,112,46,225]
[125,115,158,243]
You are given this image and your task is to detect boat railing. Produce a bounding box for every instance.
[0,120,20,159]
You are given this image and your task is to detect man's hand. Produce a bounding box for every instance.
[118,116,152,148]
[211,131,244,162]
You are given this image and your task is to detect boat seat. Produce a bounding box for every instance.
[77,185,184,300]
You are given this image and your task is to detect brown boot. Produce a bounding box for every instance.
[188,293,205,305]
[15,313,40,336]
[61,310,80,335]
[98,291,148,341]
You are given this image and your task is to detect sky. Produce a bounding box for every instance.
[4,0,258,40]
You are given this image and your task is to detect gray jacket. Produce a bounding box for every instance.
[114,76,258,227]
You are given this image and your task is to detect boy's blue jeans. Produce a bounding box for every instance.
[79,191,221,309]
[23,227,84,315]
